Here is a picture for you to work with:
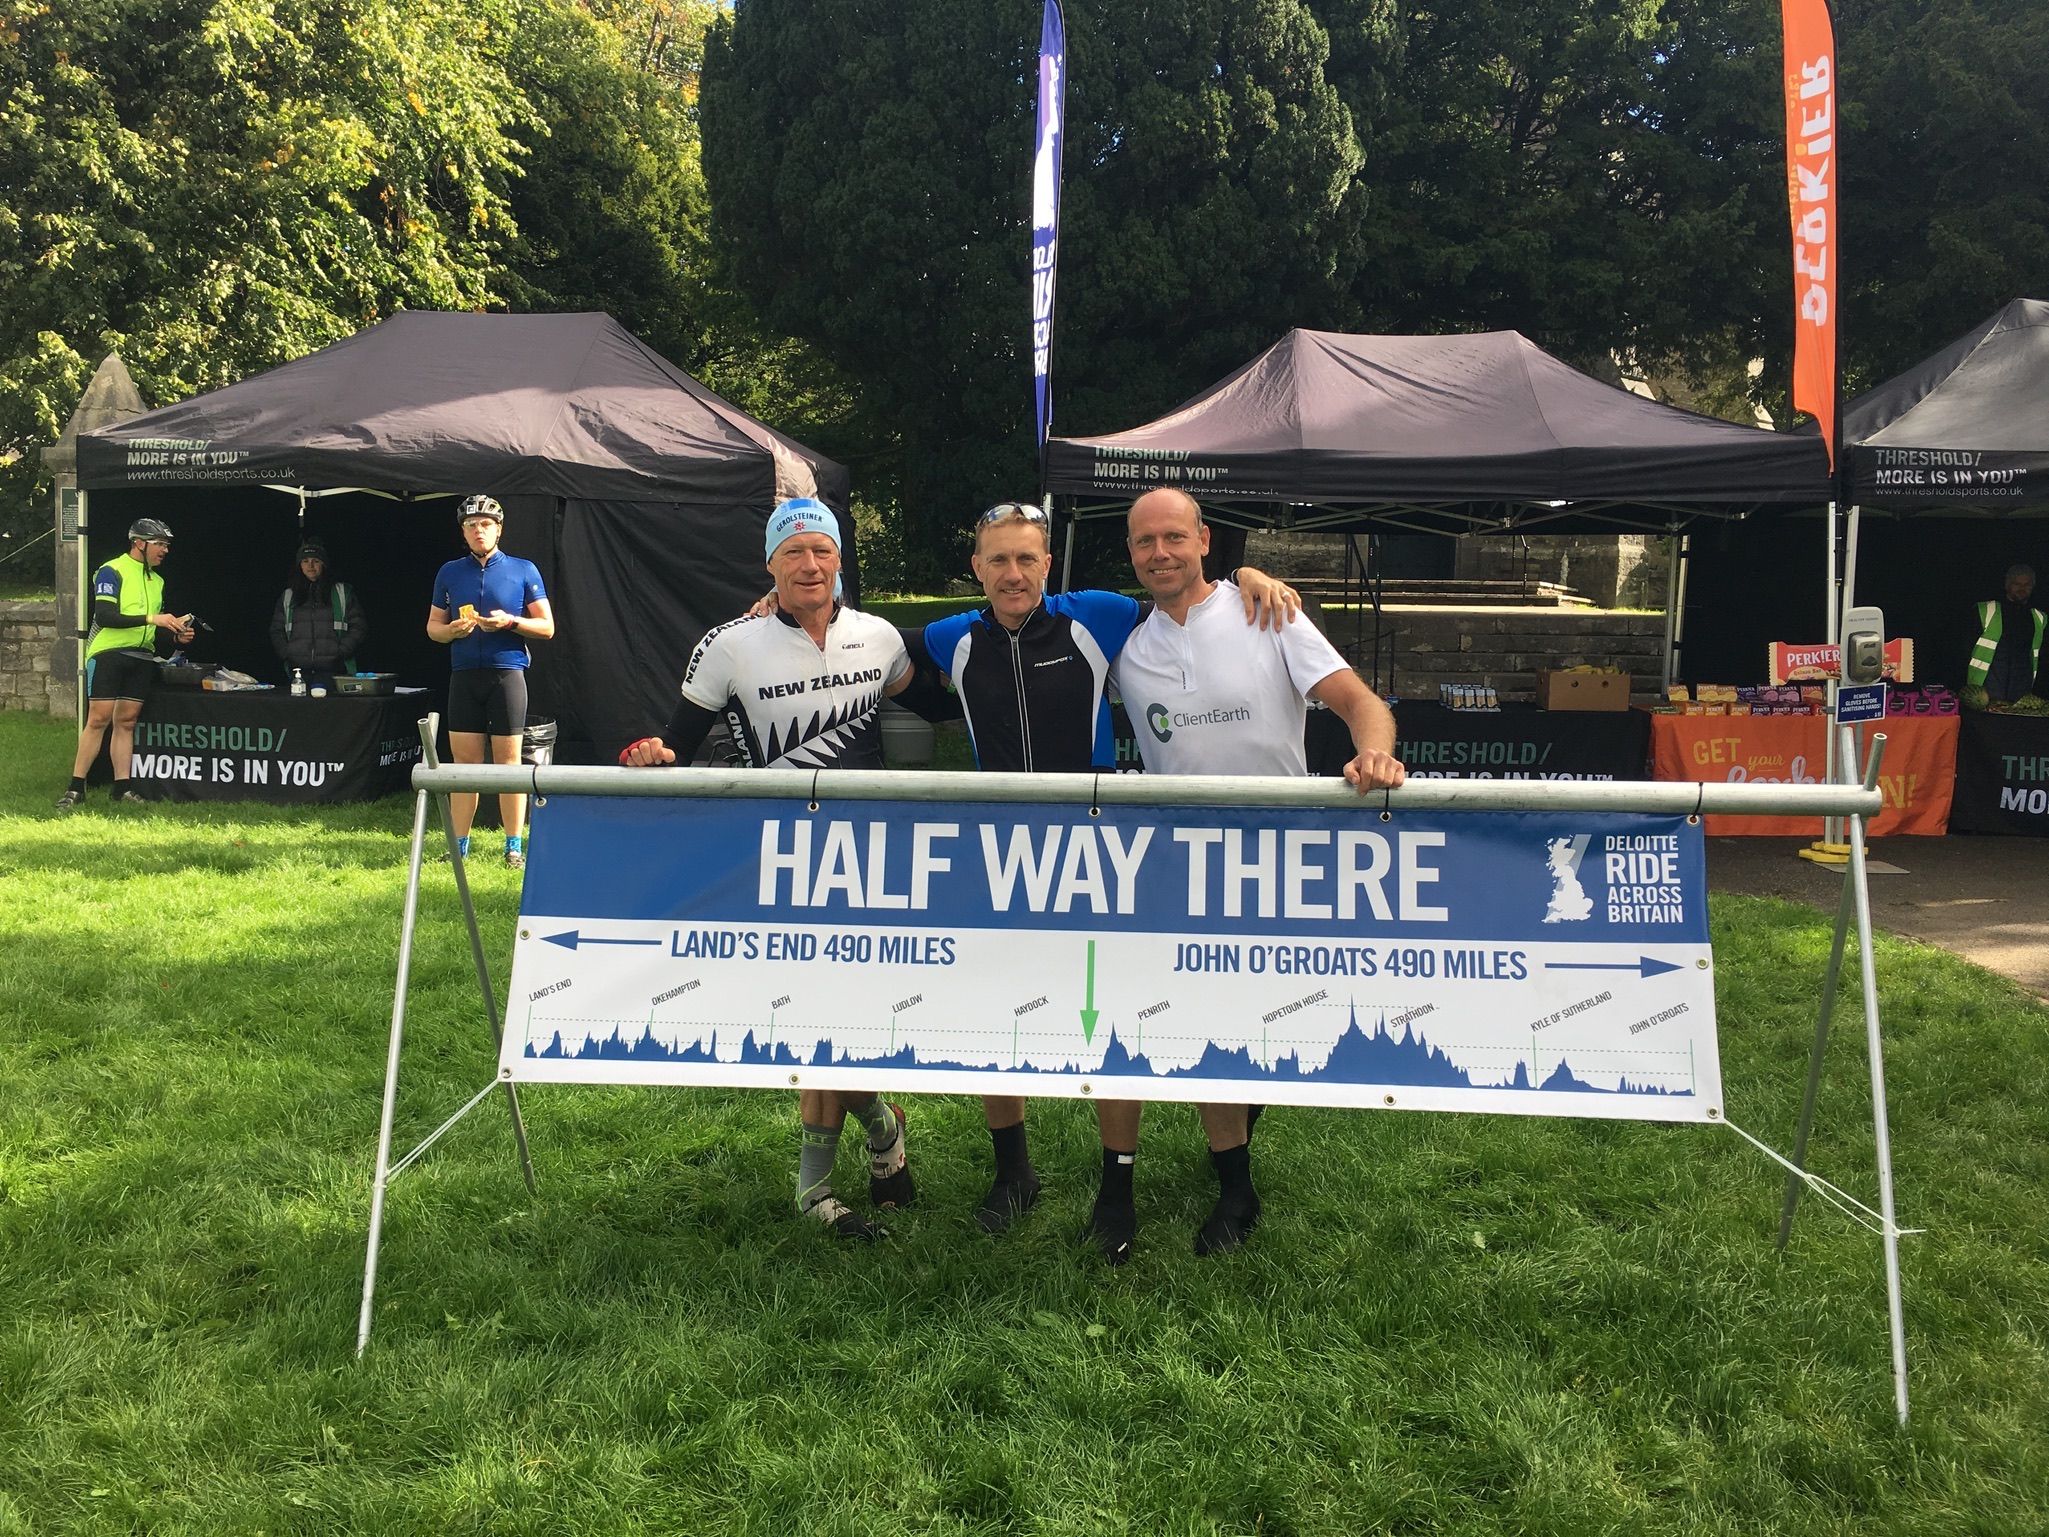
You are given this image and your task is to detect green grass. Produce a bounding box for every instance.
[1,708,2045,1533]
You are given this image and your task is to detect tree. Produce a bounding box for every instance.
[703,0,1363,582]
[495,0,870,476]
[1834,0,2049,390]
[0,0,537,542]
[1317,0,1789,377]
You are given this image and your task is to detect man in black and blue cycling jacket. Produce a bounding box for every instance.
[916,502,1298,1239]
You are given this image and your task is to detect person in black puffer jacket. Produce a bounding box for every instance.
[270,538,367,685]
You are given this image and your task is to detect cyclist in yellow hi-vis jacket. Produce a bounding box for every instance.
[56,518,194,809]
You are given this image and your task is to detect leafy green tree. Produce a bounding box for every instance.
[1834,0,2049,388]
[0,0,537,541]
[703,0,1363,581]
[496,0,872,479]
[1317,0,1788,376]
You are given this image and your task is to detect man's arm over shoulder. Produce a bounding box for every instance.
[890,624,964,721]
[1059,589,1144,656]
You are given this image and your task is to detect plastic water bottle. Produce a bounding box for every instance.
[291,668,307,698]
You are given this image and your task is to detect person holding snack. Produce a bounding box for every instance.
[426,496,554,867]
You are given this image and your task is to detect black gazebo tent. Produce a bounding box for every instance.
[75,311,849,758]
[1684,299,2049,689]
[1044,328,1830,531]
[1842,298,2048,511]
[1045,327,1832,691]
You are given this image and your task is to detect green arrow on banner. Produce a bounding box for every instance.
[1080,940,1099,1044]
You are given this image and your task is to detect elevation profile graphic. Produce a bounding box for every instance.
[526,1002,1691,1098]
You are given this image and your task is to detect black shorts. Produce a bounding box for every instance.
[447,667,529,737]
[87,650,159,703]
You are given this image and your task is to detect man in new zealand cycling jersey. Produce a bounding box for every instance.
[619,499,919,1241]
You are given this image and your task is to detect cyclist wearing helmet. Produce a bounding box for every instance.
[426,495,555,868]
[56,518,194,809]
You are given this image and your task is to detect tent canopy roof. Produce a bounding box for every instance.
[1046,328,1829,532]
[76,310,845,507]
[1843,299,2048,510]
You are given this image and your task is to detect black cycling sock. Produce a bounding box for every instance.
[1099,1145,1136,1200]
[68,777,85,794]
[1211,1142,1254,1200]
[990,1120,1032,1182]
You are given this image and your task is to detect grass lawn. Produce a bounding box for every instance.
[864,595,984,629]
[1,707,2044,1534]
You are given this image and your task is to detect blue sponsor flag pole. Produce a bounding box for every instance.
[1031,1,1069,580]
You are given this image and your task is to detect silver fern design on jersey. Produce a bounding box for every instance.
[760,686,886,767]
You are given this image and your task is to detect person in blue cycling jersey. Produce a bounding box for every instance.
[917,501,1299,1238]
[426,496,555,869]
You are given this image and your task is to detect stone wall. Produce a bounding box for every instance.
[1454,533,1665,608]
[1244,528,1671,607]
[0,600,66,716]
[1325,604,1668,705]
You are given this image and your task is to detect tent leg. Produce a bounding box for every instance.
[418,717,537,1196]
[1057,497,1074,594]
[1845,733,1911,1426]
[357,787,432,1357]
[74,490,89,733]
[1660,532,1683,696]
[1822,502,1842,846]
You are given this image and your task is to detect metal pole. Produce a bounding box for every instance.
[1821,501,1842,846]
[1844,728,1912,1425]
[1660,532,1683,696]
[418,716,537,1195]
[409,761,1883,820]
[1840,503,1862,620]
[1671,534,1691,691]
[1777,729,1886,1250]
[357,786,433,1357]
[1057,496,1074,594]
[74,490,89,729]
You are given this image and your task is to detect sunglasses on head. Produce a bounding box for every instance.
[977,502,1050,527]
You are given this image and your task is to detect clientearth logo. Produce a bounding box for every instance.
[1146,703,1172,742]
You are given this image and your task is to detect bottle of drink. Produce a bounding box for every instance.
[291,668,307,698]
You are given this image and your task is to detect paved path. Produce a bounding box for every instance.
[1706,836,2049,1000]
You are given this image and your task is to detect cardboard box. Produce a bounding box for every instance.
[1537,670,1630,711]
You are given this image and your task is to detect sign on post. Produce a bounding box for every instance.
[504,796,1722,1122]
[1835,683,1888,725]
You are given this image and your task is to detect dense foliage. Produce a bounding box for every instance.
[4,0,2046,581]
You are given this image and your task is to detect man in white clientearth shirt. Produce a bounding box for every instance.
[1090,485,1407,1265]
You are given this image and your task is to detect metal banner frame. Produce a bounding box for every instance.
[359,718,1916,1424]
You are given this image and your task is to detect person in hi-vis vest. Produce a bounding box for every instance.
[271,538,366,687]
[56,518,195,809]
[1967,564,2046,704]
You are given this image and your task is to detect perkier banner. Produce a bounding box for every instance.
[1781,0,1838,464]
[503,796,1723,1123]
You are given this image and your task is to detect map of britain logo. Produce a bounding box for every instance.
[1543,834,1594,922]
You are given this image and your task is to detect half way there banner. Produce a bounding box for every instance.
[504,795,1721,1122]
